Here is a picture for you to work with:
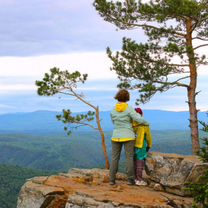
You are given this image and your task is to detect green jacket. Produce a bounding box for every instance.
[111,103,148,141]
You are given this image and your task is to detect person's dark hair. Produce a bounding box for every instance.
[114,89,130,102]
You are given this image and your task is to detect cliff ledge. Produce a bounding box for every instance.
[17,152,208,208]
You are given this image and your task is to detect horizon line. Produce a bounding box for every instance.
[0,109,207,116]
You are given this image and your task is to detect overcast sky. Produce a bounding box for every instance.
[0,0,144,56]
[0,0,207,114]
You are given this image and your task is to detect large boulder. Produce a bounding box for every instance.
[17,176,67,208]
[145,152,208,196]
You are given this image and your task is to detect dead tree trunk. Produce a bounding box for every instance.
[95,107,110,169]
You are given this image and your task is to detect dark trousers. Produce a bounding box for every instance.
[110,140,135,182]
[135,160,145,181]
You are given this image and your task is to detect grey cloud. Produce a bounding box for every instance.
[0,0,145,56]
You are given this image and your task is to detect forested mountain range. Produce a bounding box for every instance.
[0,110,207,133]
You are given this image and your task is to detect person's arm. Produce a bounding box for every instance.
[129,106,149,125]
[110,111,114,124]
[146,126,152,148]
[132,121,139,133]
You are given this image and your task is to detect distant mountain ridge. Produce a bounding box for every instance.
[0,109,207,133]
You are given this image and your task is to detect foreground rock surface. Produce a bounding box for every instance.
[17,171,192,207]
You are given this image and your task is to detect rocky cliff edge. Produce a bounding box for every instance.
[17,152,208,208]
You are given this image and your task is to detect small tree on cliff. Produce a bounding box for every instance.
[36,67,110,169]
[94,0,208,154]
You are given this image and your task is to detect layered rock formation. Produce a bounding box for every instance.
[17,153,208,208]
[146,152,208,196]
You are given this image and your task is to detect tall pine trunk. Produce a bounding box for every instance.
[186,19,200,154]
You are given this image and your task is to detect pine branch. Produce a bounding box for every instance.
[153,76,189,88]
[147,59,189,68]
[166,63,189,67]
[70,121,98,131]
[128,52,189,68]
[130,23,186,37]
[104,13,186,37]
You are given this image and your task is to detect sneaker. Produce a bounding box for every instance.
[135,180,147,186]
[135,179,139,184]
[127,179,135,186]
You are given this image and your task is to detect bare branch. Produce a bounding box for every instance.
[191,21,199,33]
[70,88,97,110]
[193,44,208,50]
[192,37,208,41]
[174,76,190,83]
[58,86,97,110]
[59,91,74,96]
[195,90,201,96]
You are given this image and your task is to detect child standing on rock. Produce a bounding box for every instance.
[133,108,152,186]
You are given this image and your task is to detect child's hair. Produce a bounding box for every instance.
[135,107,143,116]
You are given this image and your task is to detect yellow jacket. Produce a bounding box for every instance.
[133,121,152,148]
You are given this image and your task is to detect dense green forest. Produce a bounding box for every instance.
[0,130,194,172]
[0,164,53,208]
[0,132,112,171]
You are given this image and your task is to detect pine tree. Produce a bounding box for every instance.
[36,68,109,169]
[94,0,208,154]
